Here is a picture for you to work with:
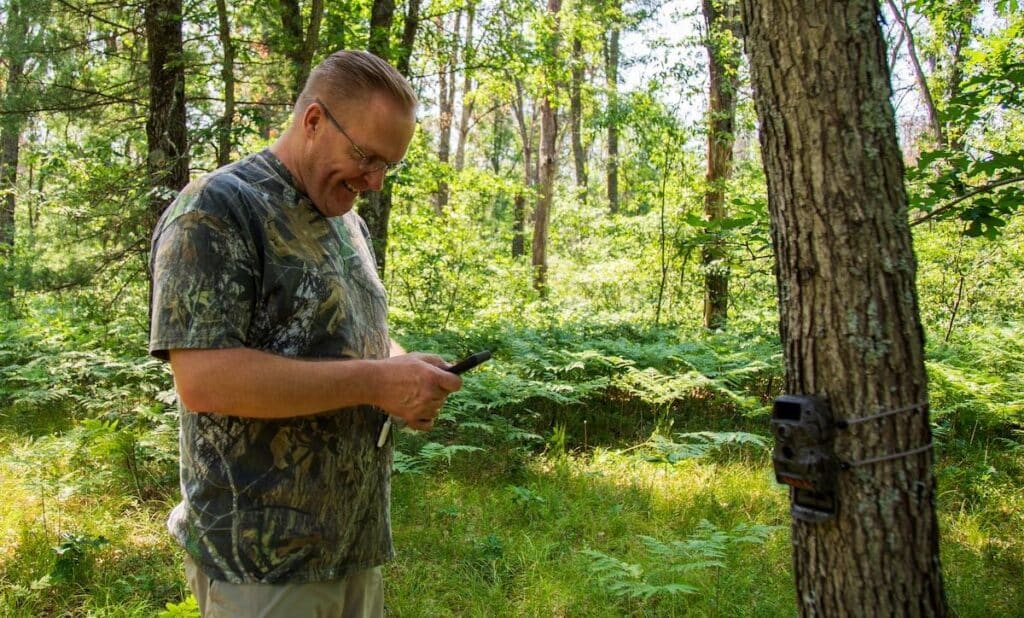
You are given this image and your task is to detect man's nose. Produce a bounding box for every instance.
[363,168,386,192]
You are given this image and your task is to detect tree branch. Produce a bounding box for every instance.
[911,174,1024,226]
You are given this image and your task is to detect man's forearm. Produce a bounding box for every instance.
[168,346,463,425]
[170,347,382,419]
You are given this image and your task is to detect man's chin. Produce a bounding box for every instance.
[314,195,356,218]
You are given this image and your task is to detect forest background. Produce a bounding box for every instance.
[0,0,1022,615]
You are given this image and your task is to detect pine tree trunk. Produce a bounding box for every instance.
[604,24,620,214]
[741,1,947,614]
[145,0,189,222]
[435,10,462,213]
[361,0,406,277]
[512,79,535,260]
[0,0,28,263]
[533,0,561,296]
[278,0,324,101]
[701,0,741,330]
[215,0,236,166]
[454,3,476,173]
[396,0,420,78]
[369,0,395,59]
[570,35,587,199]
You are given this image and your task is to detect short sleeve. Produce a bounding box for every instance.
[149,209,258,360]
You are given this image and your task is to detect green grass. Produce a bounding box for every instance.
[2,315,1023,616]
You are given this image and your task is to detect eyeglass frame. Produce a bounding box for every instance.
[313,97,404,175]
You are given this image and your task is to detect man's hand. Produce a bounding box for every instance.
[376,353,462,430]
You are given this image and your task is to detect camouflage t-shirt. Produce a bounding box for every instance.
[148,150,393,584]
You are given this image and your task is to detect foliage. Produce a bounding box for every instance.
[581,520,780,603]
[1,0,1023,615]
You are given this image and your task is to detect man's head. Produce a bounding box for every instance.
[275,51,417,218]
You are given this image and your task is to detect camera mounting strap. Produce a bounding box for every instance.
[840,441,933,469]
[834,400,929,429]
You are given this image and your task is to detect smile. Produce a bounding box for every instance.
[341,180,361,195]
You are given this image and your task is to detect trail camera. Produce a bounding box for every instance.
[771,395,838,523]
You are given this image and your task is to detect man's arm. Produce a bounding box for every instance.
[169,347,461,430]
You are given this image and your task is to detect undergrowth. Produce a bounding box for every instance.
[1,298,1022,615]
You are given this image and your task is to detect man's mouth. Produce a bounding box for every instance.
[342,180,361,195]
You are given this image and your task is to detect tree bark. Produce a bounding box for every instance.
[454,2,477,172]
[741,1,947,615]
[533,0,562,295]
[1,0,33,265]
[369,0,395,60]
[434,9,462,213]
[145,0,189,223]
[570,34,587,199]
[512,78,535,260]
[360,0,415,277]
[884,0,943,146]
[396,0,420,78]
[604,21,620,214]
[701,0,742,330]
[215,0,236,166]
[278,0,324,101]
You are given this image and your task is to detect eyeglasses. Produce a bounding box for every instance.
[314,97,404,175]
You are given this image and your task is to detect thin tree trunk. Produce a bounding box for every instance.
[604,21,620,214]
[1,0,31,266]
[279,0,324,101]
[369,0,395,59]
[884,0,943,146]
[941,10,975,152]
[570,34,587,200]
[215,0,236,166]
[363,0,396,276]
[512,78,535,260]
[361,0,416,277]
[435,10,462,213]
[741,1,947,614]
[396,0,420,77]
[145,0,189,222]
[701,0,741,330]
[454,3,476,172]
[533,0,561,295]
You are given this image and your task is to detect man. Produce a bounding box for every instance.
[148,50,461,617]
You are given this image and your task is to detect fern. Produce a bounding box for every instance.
[642,431,769,464]
[582,520,781,604]
[392,441,482,475]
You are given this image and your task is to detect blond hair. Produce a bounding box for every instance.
[295,50,416,117]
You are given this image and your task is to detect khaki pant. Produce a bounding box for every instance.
[184,556,384,618]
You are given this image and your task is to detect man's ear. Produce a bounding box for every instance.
[301,101,322,138]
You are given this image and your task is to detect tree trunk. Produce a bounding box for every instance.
[0,0,32,266]
[360,0,415,277]
[701,0,742,330]
[396,0,420,77]
[884,0,943,146]
[369,0,395,60]
[570,34,587,200]
[512,79,535,260]
[604,21,620,214]
[741,1,947,615]
[939,7,975,152]
[533,0,561,295]
[435,9,462,213]
[145,0,189,222]
[278,0,324,101]
[512,192,526,258]
[215,0,236,166]
[454,2,477,172]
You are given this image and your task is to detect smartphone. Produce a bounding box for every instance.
[377,350,493,448]
[446,350,492,374]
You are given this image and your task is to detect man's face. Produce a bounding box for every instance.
[300,92,416,218]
